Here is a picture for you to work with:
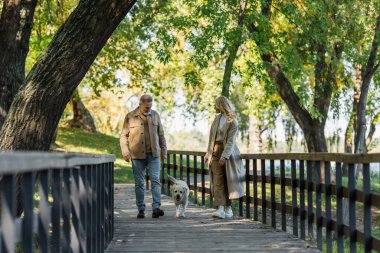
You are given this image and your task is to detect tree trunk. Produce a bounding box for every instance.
[0,0,137,150]
[343,66,361,181]
[248,115,261,152]
[302,123,328,152]
[355,14,380,155]
[344,66,361,154]
[352,14,380,181]
[266,66,330,154]
[341,12,380,222]
[221,1,246,98]
[246,0,335,154]
[0,0,38,130]
[283,114,297,153]
[264,61,329,153]
[221,42,240,98]
[342,110,355,190]
[68,89,97,132]
[0,0,38,217]
[258,124,265,153]
[344,112,355,154]
[247,0,335,189]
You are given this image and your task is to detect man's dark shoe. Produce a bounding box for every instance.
[137,210,145,218]
[152,208,164,218]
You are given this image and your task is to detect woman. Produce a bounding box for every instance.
[205,96,244,219]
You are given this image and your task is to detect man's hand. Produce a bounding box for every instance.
[161,155,166,165]
[219,157,226,166]
[122,153,131,162]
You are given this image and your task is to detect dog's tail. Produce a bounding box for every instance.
[167,175,177,184]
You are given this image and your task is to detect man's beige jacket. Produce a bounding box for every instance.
[120,107,167,159]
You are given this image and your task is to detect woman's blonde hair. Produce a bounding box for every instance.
[215,96,236,122]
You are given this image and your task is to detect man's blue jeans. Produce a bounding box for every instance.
[132,155,161,211]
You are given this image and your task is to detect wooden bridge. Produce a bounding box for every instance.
[0,151,379,253]
[105,184,317,252]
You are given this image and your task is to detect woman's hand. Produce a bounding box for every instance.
[219,157,226,166]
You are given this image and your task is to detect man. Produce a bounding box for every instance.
[120,95,167,218]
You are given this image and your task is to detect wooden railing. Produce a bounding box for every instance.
[162,150,380,253]
[0,152,115,253]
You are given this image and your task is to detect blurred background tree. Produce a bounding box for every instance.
[8,0,380,154]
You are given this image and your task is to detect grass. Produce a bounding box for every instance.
[342,177,380,192]
[54,127,134,183]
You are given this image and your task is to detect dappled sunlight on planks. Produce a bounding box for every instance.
[105,184,319,252]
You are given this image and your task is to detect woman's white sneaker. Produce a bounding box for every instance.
[212,206,225,219]
[225,206,233,218]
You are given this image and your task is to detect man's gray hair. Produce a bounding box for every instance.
[139,94,153,104]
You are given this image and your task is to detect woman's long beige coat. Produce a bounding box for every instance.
[205,114,244,199]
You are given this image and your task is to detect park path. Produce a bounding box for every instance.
[105,184,319,253]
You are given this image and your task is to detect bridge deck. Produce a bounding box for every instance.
[105,184,318,252]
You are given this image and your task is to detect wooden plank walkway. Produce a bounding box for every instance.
[105,184,319,253]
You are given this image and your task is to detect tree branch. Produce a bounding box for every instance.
[366,111,380,151]
[372,61,380,75]
[0,0,38,129]
[362,14,380,83]
[221,0,247,97]
[313,43,342,122]
[246,0,313,129]
[18,0,38,55]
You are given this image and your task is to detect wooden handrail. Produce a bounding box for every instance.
[163,150,380,252]
[168,149,380,163]
[0,151,116,173]
[240,152,380,163]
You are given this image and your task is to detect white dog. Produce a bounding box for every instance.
[168,175,189,218]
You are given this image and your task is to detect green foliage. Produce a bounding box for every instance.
[27,0,78,72]
[169,0,380,145]
[27,0,380,150]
